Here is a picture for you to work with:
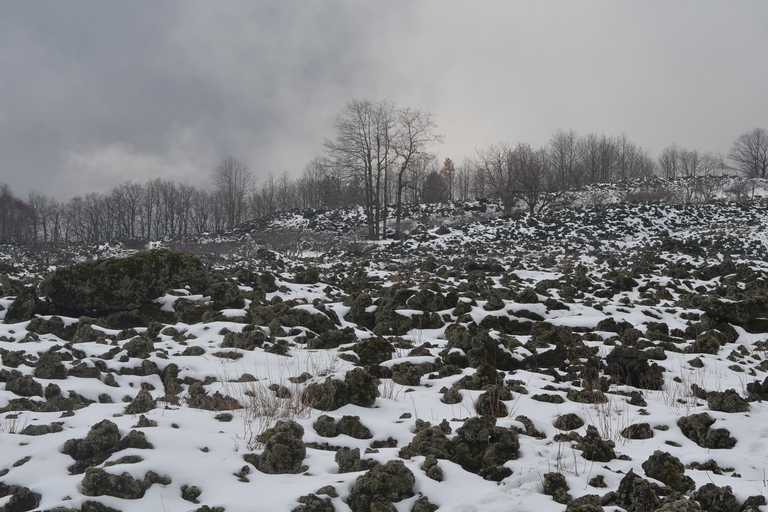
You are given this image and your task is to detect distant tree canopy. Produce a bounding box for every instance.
[0,102,764,245]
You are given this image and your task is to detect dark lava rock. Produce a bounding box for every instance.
[81,468,170,499]
[245,420,307,474]
[475,385,510,417]
[303,368,379,411]
[605,345,663,390]
[39,250,209,314]
[292,493,336,512]
[303,377,352,411]
[352,337,395,366]
[699,296,768,334]
[692,330,726,354]
[0,482,41,512]
[346,460,415,512]
[532,393,565,404]
[309,327,357,349]
[19,422,64,436]
[692,483,740,512]
[313,415,372,439]
[554,413,584,431]
[221,326,267,350]
[620,422,654,440]
[543,472,572,504]
[603,469,661,512]
[2,371,43,397]
[565,494,604,512]
[641,450,695,493]
[3,287,40,324]
[335,447,378,473]
[204,281,245,310]
[421,454,443,481]
[124,389,156,415]
[450,416,519,481]
[707,389,749,413]
[576,425,615,462]
[678,413,737,449]
[401,420,453,460]
[344,368,380,408]
[185,381,241,411]
[62,420,153,474]
[122,336,155,359]
[33,351,67,380]
[180,484,202,503]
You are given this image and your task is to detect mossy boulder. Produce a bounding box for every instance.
[302,368,379,411]
[122,336,155,359]
[61,420,121,474]
[0,483,41,512]
[345,368,380,407]
[707,389,749,413]
[576,425,615,462]
[124,389,156,415]
[346,460,415,512]
[692,483,740,512]
[605,345,663,390]
[39,250,210,314]
[565,494,604,512]
[620,423,654,440]
[313,415,372,439]
[692,330,726,354]
[401,420,453,460]
[2,370,43,397]
[246,420,307,474]
[81,468,171,499]
[292,493,336,512]
[335,447,378,473]
[3,287,40,324]
[699,296,768,334]
[475,385,510,417]
[554,413,584,431]
[641,450,694,493]
[352,337,395,366]
[203,281,245,310]
[33,351,67,379]
[450,416,519,481]
[678,413,737,449]
[221,326,267,350]
[543,472,572,505]
[605,469,661,512]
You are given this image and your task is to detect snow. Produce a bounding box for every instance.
[4,187,768,511]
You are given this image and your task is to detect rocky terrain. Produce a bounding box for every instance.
[3,192,768,511]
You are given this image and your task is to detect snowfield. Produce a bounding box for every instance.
[3,190,768,511]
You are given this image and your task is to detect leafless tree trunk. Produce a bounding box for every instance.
[392,106,441,238]
[213,156,254,229]
[729,127,768,178]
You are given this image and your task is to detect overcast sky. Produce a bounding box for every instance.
[1,1,767,200]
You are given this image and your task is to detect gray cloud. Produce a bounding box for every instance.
[1,1,766,200]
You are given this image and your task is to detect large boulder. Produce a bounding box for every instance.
[39,250,210,314]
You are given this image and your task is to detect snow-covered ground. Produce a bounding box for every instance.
[3,190,768,511]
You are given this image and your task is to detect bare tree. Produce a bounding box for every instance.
[578,133,616,184]
[0,183,33,244]
[657,145,681,179]
[475,142,515,209]
[549,129,582,189]
[325,99,398,239]
[391,106,441,237]
[729,127,768,178]
[213,156,254,229]
[421,170,449,204]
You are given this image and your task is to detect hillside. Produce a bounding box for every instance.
[3,193,768,511]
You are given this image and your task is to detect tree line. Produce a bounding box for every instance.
[1,98,766,245]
